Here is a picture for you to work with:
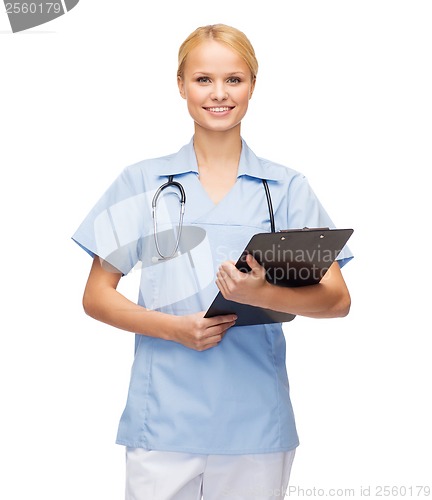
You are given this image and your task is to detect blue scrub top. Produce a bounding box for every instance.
[72,137,353,454]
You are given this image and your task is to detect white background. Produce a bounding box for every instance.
[1,1,431,498]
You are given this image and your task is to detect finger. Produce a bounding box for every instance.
[246,254,267,280]
[218,264,245,286]
[198,342,219,351]
[198,329,230,350]
[216,276,231,298]
[204,321,236,341]
[203,333,223,345]
[219,261,238,279]
[219,259,236,268]
[246,253,261,270]
[211,319,236,333]
[205,314,237,327]
[197,311,236,323]
[216,268,234,295]
[204,325,232,345]
[215,276,224,294]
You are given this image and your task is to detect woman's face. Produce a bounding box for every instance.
[178,40,255,133]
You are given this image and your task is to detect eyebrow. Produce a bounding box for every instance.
[192,71,246,76]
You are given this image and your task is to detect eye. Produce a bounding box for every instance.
[227,77,241,84]
[197,76,211,83]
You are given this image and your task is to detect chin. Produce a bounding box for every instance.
[195,119,243,134]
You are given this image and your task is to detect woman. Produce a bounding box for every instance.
[72,24,352,500]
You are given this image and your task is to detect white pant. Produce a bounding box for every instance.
[125,447,296,500]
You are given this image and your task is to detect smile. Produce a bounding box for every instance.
[204,106,234,113]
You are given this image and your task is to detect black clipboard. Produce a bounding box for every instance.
[204,227,353,326]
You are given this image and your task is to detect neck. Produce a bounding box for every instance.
[193,124,242,170]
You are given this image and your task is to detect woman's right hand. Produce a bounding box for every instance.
[83,257,237,349]
[172,312,237,351]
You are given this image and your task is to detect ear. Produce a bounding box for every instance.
[177,76,186,99]
[249,77,256,100]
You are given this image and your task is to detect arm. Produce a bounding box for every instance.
[82,256,237,351]
[216,254,351,319]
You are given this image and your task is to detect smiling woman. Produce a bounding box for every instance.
[177,39,256,135]
[71,23,352,500]
[175,26,259,204]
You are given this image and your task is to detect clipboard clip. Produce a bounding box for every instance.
[278,227,330,233]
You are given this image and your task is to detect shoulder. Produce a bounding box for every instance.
[258,155,305,182]
[114,151,181,194]
[119,139,196,187]
[122,152,177,177]
[241,138,306,187]
[253,153,310,194]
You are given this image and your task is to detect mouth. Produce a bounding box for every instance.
[203,106,235,113]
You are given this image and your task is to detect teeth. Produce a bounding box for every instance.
[207,107,230,112]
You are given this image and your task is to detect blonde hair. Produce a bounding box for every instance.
[177,24,258,82]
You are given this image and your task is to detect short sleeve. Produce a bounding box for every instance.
[71,166,151,275]
[287,174,353,268]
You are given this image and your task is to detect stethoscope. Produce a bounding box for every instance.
[152,175,275,260]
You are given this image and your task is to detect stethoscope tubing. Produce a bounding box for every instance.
[152,175,274,260]
[152,175,186,260]
[262,179,275,233]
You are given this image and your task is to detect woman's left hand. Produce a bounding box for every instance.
[216,254,268,306]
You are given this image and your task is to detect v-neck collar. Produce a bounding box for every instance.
[155,137,284,182]
[192,170,239,209]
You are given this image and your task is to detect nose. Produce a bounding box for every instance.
[210,82,228,101]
